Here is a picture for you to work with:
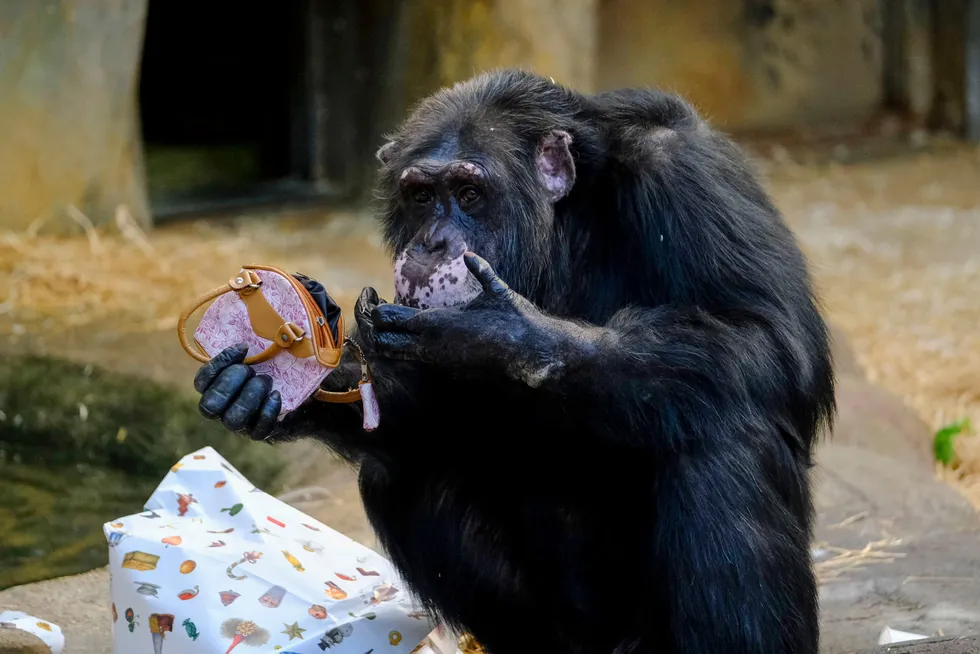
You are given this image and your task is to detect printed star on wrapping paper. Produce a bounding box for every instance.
[282,621,306,640]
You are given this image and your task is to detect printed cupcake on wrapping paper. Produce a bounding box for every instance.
[103,446,438,653]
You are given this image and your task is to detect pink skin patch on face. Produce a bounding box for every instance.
[447,161,482,179]
[394,251,483,310]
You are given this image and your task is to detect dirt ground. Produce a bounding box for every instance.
[0,140,978,505]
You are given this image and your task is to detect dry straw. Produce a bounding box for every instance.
[0,205,387,336]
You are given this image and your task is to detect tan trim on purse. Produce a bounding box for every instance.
[176,266,369,405]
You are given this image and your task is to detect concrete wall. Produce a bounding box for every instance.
[0,1,150,232]
[596,0,885,133]
[389,0,598,111]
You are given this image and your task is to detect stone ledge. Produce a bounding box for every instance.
[850,636,980,653]
[0,628,51,654]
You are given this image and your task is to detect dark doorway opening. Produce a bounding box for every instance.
[138,2,342,218]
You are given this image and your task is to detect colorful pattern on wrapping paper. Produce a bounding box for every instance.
[103,446,440,654]
[193,269,333,416]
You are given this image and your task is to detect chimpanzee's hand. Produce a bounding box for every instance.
[371,253,563,386]
[194,343,282,440]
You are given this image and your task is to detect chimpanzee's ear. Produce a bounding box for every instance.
[376,141,397,165]
[536,130,575,202]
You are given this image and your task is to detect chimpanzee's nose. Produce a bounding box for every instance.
[417,220,452,256]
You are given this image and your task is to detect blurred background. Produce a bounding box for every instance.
[0,1,978,651]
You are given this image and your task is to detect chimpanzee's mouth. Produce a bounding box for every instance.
[393,293,471,309]
[392,250,483,310]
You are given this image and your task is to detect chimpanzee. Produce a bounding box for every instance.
[193,69,836,654]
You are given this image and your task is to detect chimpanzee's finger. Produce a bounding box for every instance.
[194,343,249,394]
[463,252,511,297]
[221,374,273,432]
[374,331,423,360]
[358,287,389,308]
[198,363,254,419]
[356,288,381,333]
[372,303,423,332]
[249,391,282,441]
[357,287,380,312]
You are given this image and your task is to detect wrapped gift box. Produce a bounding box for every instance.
[104,446,446,653]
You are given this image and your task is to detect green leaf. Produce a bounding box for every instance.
[933,418,973,466]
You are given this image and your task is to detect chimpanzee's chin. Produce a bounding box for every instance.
[393,292,472,310]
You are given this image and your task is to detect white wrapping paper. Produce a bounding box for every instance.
[103,446,441,653]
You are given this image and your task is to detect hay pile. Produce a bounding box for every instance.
[0,206,391,338]
[766,145,980,509]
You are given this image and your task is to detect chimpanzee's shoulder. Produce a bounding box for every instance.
[589,87,702,133]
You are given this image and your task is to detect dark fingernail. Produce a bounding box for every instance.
[250,392,282,441]
[224,343,249,360]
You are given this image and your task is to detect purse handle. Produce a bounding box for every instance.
[176,271,370,405]
[176,271,305,366]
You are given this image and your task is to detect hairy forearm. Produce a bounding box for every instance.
[535,305,793,452]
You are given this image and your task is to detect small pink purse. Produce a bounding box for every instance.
[176,264,379,431]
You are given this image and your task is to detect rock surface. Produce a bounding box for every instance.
[815,444,980,653]
[0,628,51,654]
[829,373,935,472]
[831,323,866,380]
[0,569,109,654]
[852,636,980,653]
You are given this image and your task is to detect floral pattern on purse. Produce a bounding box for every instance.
[176,265,379,431]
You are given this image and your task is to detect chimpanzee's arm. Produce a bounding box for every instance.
[532,304,824,452]
[371,262,823,454]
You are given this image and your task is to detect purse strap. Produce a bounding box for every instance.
[176,270,371,405]
[177,270,312,366]
[314,337,371,404]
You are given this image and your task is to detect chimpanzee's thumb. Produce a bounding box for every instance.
[463,252,511,298]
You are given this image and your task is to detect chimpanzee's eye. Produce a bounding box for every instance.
[412,188,433,204]
[458,185,481,206]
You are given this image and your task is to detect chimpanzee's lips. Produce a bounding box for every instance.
[392,250,483,310]
[393,293,470,309]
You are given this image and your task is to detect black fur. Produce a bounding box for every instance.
[194,69,835,654]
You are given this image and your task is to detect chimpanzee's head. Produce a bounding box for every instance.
[373,71,586,309]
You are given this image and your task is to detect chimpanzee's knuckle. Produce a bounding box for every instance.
[221,410,247,433]
[237,376,269,410]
